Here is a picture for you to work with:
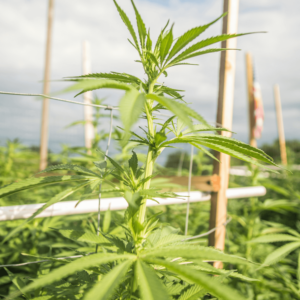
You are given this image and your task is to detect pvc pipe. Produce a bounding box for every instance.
[0,186,266,222]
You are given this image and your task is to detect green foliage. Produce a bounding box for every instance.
[0,0,286,299]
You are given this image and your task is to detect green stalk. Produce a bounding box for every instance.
[138,82,155,224]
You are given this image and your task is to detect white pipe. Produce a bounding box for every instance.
[0,186,266,222]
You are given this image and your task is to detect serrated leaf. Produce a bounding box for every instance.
[167,13,225,62]
[135,260,171,300]
[0,175,93,198]
[131,0,147,48]
[67,72,141,85]
[160,25,174,63]
[38,164,100,177]
[169,32,257,65]
[8,253,135,299]
[142,258,245,300]
[249,234,300,244]
[2,181,91,244]
[142,245,254,265]
[113,0,141,56]
[178,284,204,300]
[129,151,138,175]
[263,242,300,266]
[64,79,131,97]
[84,259,135,300]
[56,229,110,245]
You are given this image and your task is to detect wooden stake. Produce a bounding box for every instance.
[208,0,239,269]
[82,41,95,153]
[245,52,257,147]
[274,84,287,165]
[39,0,54,171]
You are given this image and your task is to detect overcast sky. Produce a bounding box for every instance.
[0,0,299,161]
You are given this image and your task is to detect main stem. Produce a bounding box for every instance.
[138,81,155,224]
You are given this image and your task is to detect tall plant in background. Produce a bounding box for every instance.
[0,1,279,299]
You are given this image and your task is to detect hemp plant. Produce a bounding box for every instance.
[0,1,279,299]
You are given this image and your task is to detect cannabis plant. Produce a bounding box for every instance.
[0,1,279,299]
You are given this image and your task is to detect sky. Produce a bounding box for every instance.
[0,0,299,163]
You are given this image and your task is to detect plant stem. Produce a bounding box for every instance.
[138,82,155,224]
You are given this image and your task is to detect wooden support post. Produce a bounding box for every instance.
[208,0,239,269]
[82,41,94,153]
[274,84,287,165]
[39,0,54,171]
[245,52,257,148]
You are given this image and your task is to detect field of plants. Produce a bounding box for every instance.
[1,1,299,299]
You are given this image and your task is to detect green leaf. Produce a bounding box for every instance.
[5,268,31,299]
[8,253,135,299]
[67,72,142,85]
[129,151,138,175]
[119,90,146,135]
[38,164,100,177]
[84,259,135,300]
[135,260,171,300]
[263,242,300,266]
[160,25,174,63]
[103,206,112,234]
[166,13,225,61]
[169,32,257,65]
[249,234,300,244]
[0,175,93,198]
[113,0,141,56]
[131,0,147,48]
[56,229,110,245]
[142,258,245,300]
[182,124,231,135]
[178,285,205,300]
[146,94,209,129]
[2,181,92,244]
[141,245,254,265]
[169,48,238,65]
[155,132,167,145]
[64,79,131,97]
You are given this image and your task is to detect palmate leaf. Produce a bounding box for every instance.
[119,89,146,135]
[263,242,300,266]
[2,181,93,244]
[166,13,225,62]
[37,164,100,177]
[56,229,110,245]
[129,151,138,175]
[84,259,135,300]
[249,234,300,244]
[113,0,141,56]
[64,79,131,97]
[0,175,94,198]
[131,0,147,48]
[8,253,135,299]
[141,245,254,266]
[143,258,245,300]
[135,260,171,300]
[146,94,209,129]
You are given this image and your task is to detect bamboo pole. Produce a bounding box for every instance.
[274,84,287,165]
[245,52,257,147]
[39,0,54,171]
[82,41,94,153]
[208,0,239,269]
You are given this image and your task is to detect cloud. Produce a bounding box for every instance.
[0,0,299,159]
